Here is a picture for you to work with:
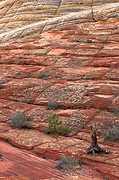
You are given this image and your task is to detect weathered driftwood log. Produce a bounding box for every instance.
[87,124,110,154]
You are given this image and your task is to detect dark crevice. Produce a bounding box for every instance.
[91,0,96,21]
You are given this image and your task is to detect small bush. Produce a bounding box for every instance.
[0,84,4,89]
[21,99,29,104]
[106,125,119,140]
[56,153,81,170]
[24,53,30,56]
[114,25,118,29]
[84,76,90,80]
[9,113,32,129]
[17,62,20,65]
[22,60,27,64]
[0,79,10,84]
[110,64,116,68]
[46,101,58,110]
[75,39,80,42]
[37,73,48,80]
[111,107,119,115]
[96,109,100,113]
[87,39,93,43]
[23,74,32,78]
[45,113,71,136]
[101,41,107,44]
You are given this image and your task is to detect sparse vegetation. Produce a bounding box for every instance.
[106,125,119,140]
[101,41,107,44]
[110,107,119,115]
[17,62,20,65]
[16,72,21,76]
[75,39,80,42]
[56,153,81,170]
[86,106,91,109]
[22,60,29,65]
[12,99,18,102]
[61,52,67,56]
[0,84,4,89]
[114,25,118,29]
[10,61,14,64]
[21,99,29,104]
[9,113,32,129]
[37,73,48,80]
[96,109,100,113]
[0,79,10,84]
[45,113,71,136]
[24,53,30,56]
[87,39,93,43]
[84,84,88,87]
[23,74,32,78]
[46,101,58,110]
[110,64,116,68]
[84,76,90,80]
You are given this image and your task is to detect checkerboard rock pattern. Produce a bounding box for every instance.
[0,1,119,180]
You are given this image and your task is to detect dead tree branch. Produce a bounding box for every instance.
[87,124,110,154]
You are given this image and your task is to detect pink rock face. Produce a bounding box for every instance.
[0,14,119,180]
[0,141,67,180]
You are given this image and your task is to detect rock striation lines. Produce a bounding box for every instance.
[0,1,119,180]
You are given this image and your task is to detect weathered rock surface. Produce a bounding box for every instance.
[0,0,119,44]
[0,141,68,180]
[0,1,119,180]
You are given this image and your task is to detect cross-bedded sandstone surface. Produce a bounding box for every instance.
[0,1,119,180]
[0,0,119,44]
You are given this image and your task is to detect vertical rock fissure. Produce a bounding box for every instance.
[91,0,96,21]
[55,0,62,15]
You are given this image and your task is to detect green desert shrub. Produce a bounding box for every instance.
[23,74,32,78]
[37,73,48,80]
[111,107,119,115]
[0,79,10,84]
[56,153,81,169]
[106,125,119,140]
[114,25,118,29]
[0,84,4,89]
[46,101,58,110]
[101,41,107,44]
[9,113,32,129]
[45,113,71,136]
[87,39,93,43]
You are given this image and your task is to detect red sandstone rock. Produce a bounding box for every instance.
[0,9,119,180]
[0,141,67,180]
